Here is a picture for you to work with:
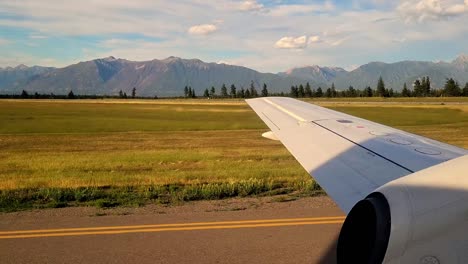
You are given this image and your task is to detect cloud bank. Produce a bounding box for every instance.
[0,0,466,72]
[398,0,468,22]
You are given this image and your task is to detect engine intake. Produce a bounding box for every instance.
[337,192,391,264]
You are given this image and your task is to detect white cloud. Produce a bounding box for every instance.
[239,0,264,12]
[308,35,322,44]
[398,0,468,22]
[268,3,335,16]
[188,24,217,35]
[330,37,349,46]
[29,34,47,39]
[274,36,307,49]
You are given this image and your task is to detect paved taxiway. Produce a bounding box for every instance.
[0,196,343,264]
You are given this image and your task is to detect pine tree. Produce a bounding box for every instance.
[188,87,193,98]
[21,90,29,98]
[131,87,136,98]
[401,83,411,97]
[463,83,468,97]
[425,76,431,96]
[444,78,461,96]
[237,87,245,98]
[192,88,196,98]
[245,89,251,98]
[203,88,210,98]
[331,83,337,97]
[290,86,298,97]
[305,82,312,97]
[68,90,75,99]
[249,81,258,97]
[123,92,127,98]
[413,79,422,96]
[119,90,123,98]
[261,83,268,97]
[184,86,189,98]
[316,87,323,97]
[221,84,228,97]
[325,88,332,98]
[347,86,356,97]
[210,86,216,97]
[421,77,427,96]
[365,86,373,97]
[376,77,385,97]
[298,84,305,98]
[230,84,237,98]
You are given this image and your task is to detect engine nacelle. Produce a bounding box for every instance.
[337,155,468,264]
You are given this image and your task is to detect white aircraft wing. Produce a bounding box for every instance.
[246,97,468,213]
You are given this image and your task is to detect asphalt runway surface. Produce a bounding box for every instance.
[0,196,344,264]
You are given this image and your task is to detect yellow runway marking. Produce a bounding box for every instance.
[0,217,345,239]
[0,216,345,235]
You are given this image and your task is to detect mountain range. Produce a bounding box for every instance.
[1,55,467,96]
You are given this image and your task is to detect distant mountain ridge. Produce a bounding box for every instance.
[0,56,307,96]
[1,55,467,96]
[279,65,347,84]
[282,55,468,90]
[0,65,55,90]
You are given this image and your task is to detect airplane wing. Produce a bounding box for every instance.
[246,97,468,213]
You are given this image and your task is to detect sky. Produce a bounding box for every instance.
[0,0,467,72]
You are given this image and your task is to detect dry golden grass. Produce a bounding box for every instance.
[0,131,308,190]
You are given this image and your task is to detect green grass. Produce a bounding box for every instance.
[0,99,467,212]
[0,100,262,134]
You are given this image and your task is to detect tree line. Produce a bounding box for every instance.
[287,77,468,98]
[1,87,160,100]
[185,81,270,99]
[184,77,468,99]
[3,77,468,100]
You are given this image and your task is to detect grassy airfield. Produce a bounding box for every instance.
[0,98,467,211]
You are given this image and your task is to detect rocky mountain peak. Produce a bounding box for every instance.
[103,56,116,61]
[163,56,182,62]
[15,64,29,70]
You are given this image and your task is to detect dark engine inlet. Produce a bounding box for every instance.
[337,192,391,264]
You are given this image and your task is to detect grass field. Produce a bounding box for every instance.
[1,99,467,212]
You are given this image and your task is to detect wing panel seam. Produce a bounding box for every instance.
[261,112,281,130]
[311,121,415,174]
[261,98,415,173]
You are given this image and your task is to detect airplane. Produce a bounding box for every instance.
[246,97,468,264]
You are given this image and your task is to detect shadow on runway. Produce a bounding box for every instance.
[317,235,338,264]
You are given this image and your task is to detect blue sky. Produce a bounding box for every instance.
[0,0,467,72]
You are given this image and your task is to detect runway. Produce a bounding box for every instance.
[0,196,344,263]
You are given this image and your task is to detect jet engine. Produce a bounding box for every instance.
[337,155,468,264]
